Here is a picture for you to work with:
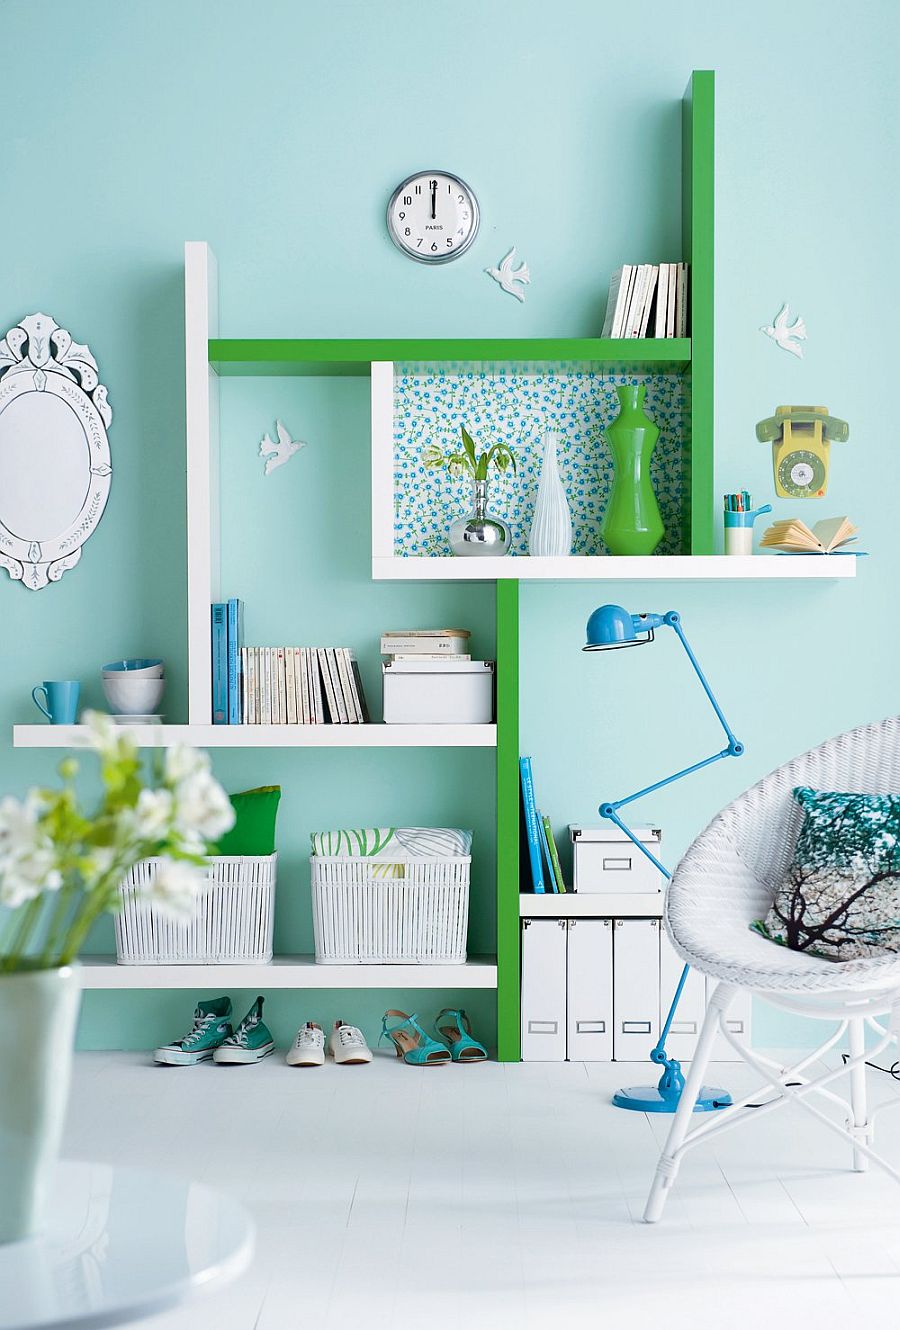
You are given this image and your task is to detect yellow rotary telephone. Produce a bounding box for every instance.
[756,405,850,499]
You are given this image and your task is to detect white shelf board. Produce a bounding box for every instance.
[372,554,859,582]
[13,723,497,750]
[520,892,663,918]
[78,955,498,989]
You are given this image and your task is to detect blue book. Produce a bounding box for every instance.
[519,757,545,894]
[226,598,243,725]
[211,603,227,725]
[537,813,558,893]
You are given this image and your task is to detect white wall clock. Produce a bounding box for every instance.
[387,171,479,263]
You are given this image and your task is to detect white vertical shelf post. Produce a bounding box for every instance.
[370,361,395,569]
[184,242,220,725]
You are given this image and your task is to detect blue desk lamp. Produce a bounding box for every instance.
[584,604,745,1113]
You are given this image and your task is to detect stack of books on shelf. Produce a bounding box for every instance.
[211,601,369,725]
[600,262,689,339]
[380,628,471,661]
[519,756,566,894]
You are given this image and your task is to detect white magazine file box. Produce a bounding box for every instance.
[566,918,613,1061]
[520,918,567,1062]
[612,918,660,1061]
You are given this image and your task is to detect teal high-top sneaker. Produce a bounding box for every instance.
[154,997,233,1065]
[213,996,276,1065]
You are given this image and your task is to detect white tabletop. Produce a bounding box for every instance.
[0,1161,254,1330]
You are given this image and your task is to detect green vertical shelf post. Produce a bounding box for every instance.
[683,69,715,555]
[495,579,520,1062]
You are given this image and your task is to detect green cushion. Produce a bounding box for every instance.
[754,786,900,960]
[213,786,281,857]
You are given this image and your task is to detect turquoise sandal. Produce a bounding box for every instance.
[381,1010,451,1065]
[435,1008,488,1062]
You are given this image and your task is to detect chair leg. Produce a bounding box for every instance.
[847,1017,870,1173]
[643,981,736,1223]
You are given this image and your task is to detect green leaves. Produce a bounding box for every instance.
[422,427,517,485]
[460,426,478,466]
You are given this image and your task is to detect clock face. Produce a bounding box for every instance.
[387,171,479,263]
[778,448,827,497]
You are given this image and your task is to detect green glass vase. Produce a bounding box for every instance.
[601,384,665,556]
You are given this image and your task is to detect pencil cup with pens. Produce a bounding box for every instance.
[723,492,772,555]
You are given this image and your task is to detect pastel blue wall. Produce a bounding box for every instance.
[1,0,897,1051]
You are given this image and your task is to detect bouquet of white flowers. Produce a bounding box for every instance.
[0,713,235,972]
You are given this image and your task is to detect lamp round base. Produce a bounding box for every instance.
[613,1085,732,1113]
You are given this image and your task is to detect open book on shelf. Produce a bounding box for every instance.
[759,516,858,555]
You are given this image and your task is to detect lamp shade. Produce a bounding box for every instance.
[584,603,651,651]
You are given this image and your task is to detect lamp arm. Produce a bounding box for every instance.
[601,611,744,826]
[665,611,742,755]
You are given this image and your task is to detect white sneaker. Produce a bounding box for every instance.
[286,1022,325,1067]
[328,1020,372,1065]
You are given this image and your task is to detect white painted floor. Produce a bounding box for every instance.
[63,1051,900,1330]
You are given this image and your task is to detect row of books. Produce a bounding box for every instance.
[211,602,371,725]
[600,262,689,339]
[239,646,369,725]
[380,628,471,660]
[519,756,566,894]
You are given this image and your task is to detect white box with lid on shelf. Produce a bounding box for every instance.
[569,825,664,897]
[382,659,494,724]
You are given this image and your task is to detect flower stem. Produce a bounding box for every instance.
[42,881,78,968]
[0,896,46,972]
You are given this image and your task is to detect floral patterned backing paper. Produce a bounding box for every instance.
[393,363,689,557]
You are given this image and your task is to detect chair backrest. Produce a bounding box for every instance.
[710,715,900,891]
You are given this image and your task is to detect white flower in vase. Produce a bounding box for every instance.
[173,771,235,843]
[145,858,206,921]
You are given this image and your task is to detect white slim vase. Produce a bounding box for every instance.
[0,965,82,1242]
[528,429,572,556]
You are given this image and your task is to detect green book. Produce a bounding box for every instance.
[541,815,567,894]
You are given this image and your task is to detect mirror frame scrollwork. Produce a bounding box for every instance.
[0,312,113,590]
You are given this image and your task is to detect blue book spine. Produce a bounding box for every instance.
[211,603,227,725]
[519,757,545,894]
[537,814,558,893]
[226,598,243,725]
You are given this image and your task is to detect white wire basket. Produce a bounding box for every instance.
[310,856,470,964]
[114,854,277,964]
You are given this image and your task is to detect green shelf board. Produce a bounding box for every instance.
[208,337,691,377]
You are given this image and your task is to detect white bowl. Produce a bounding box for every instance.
[102,675,166,716]
[101,658,164,679]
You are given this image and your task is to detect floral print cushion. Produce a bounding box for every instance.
[310,826,472,860]
[753,787,900,960]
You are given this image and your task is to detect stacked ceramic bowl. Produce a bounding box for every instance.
[101,659,165,719]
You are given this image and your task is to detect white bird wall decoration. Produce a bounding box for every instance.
[760,303,807,359]
[486,247,530,302]
[259,419,307,475]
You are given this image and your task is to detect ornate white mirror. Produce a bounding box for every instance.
[0,313,112,590]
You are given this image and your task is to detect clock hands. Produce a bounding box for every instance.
[430,179,437,220]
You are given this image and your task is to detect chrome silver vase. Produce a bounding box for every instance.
[449,479,511,557]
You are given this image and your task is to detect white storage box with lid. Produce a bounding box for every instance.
[114,854,277,964]
[382,659,494,724]
[569,825,663,896]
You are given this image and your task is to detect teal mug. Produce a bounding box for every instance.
[32,681,80,725]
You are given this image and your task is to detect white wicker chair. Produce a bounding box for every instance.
[645,715,900,1223]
